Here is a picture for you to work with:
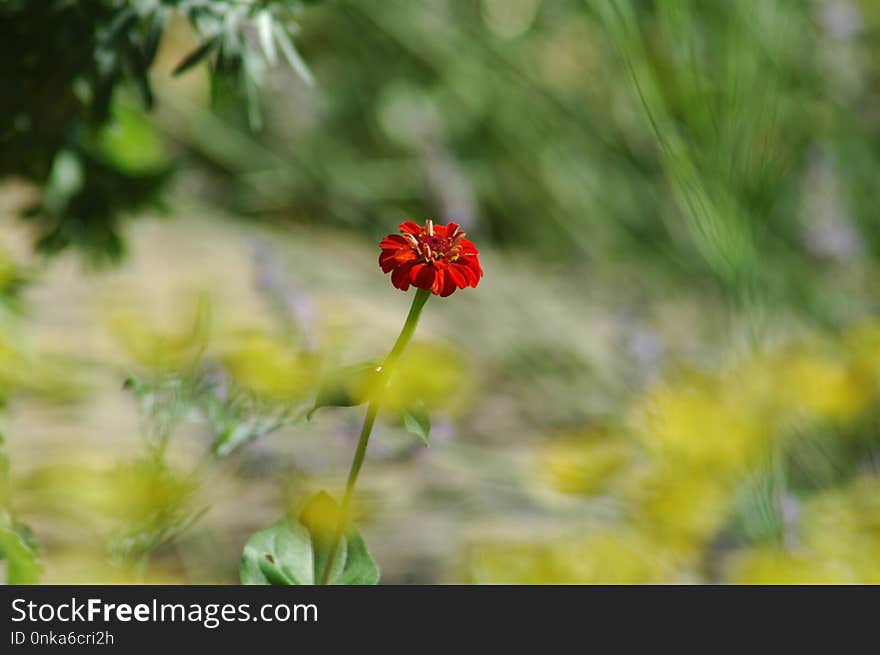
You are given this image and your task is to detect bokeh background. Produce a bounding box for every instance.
[4,0,880,583]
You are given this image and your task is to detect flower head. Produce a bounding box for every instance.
[379,219,483,296]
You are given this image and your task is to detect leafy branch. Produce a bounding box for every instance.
[2,0,318,261]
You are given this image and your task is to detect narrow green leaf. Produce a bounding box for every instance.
[172,37,220,76]
[126,44,155,109]
[308,360,382,419]
[274,23,314,86]
[103,7,137,45]
[401,401,431,446]
[143,11,165,66]
[257,11,277,65]
[241,55,263,131]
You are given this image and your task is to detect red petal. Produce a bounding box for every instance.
[408,262,426,283]
[439,272,457,296]
[432,269,445,295]
[458,237,479,256]
[391,262,413,290]
[413,264,436,290]
[446,264,468,289]
[456,258,482,287]
[379,252,397,273]
[379,248,414,272]
[399,221,422,236]
[379,234,409,249]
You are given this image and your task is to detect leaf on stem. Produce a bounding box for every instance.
[308,360,382,419]
[172,37,220,76]
[239,492,379,585]
[401,401,431,446]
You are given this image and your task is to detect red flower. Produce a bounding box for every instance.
[379,220,483,297]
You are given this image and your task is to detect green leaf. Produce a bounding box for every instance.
[336,530,380,585]
[240,519,314,585]
[257,11,277,65]
[401,401,431,446]
[308,360,382,419]
[43,150,83,214]
[274,23,314,86]
[206,392,290,458]
[0,516,42,585]
[172,37,220,76]
[240,492,379,585]
[96,101,168,174]
[143,11,165,66]
[103,7,137,46]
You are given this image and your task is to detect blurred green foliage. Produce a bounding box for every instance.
[0,434,42,584]
[7,0,880,322]
[167,0,880,323]
[1,0,313,261]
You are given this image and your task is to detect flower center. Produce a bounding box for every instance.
[422,234,450,254]
[404,220,467,263]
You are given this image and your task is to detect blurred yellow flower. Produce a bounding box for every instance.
[42,550,189,585]
[726,476,880,584]
[467,530,670,584]
[626,468,734,553]
[845,321,880,392]
[634,373,768,473]
[772,347,870,421]
[221,331,316,401]
[20,458,197,529]
[0,333,78,401]
[799,478,880,582]
[725,548,851,584]
[535,430,631,496]
[385,342,471,412]
[551,531,670,584]
[109,296,211,371]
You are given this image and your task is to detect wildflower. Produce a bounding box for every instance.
[634,374,767,472]
[467,531,665,584]
[773,346,870,421]
[379,219,482,296]
[536,431,630,497]
[725,477,880,583]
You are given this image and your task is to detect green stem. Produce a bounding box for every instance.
[321,288,430,584]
